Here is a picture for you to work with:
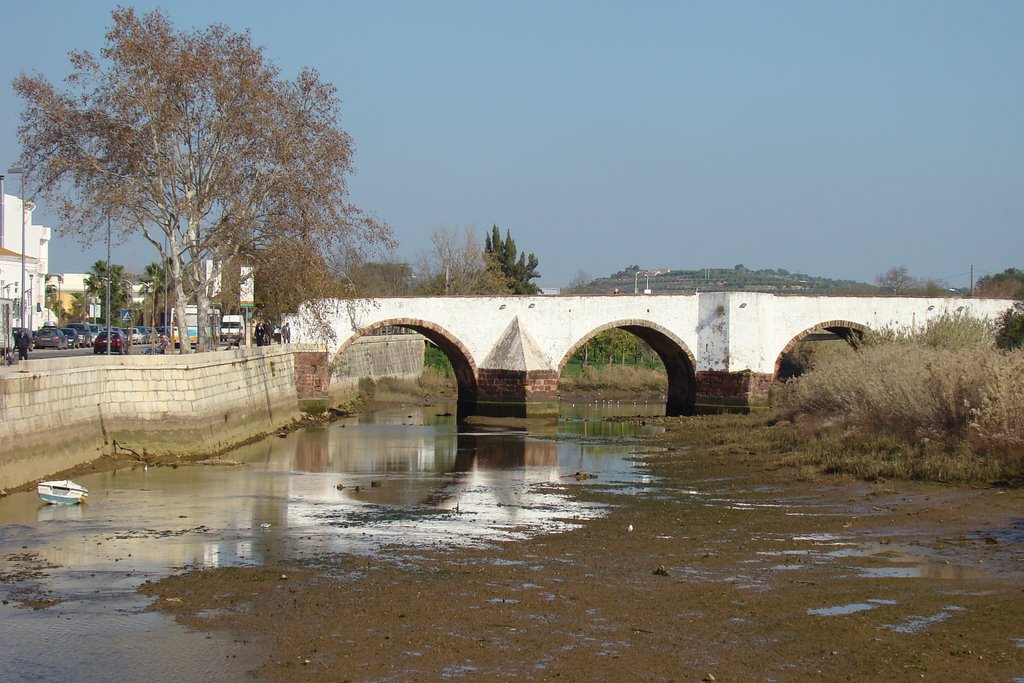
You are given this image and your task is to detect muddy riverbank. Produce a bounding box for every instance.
[138,413,1024,681]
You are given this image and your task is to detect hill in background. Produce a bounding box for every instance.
[582,264,877,295]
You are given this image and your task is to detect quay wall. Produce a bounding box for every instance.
[0,335,425,491]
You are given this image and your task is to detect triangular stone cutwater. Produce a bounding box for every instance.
[481,316,550,372]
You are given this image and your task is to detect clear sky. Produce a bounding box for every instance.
[1,1,1021,289]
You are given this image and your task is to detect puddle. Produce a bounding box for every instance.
[883,606,966,634]
[859,565,985,580]
[808,598,897,616]
[791,533,850,543]
[757,549,813,557]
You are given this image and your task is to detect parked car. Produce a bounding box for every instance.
[66,323,94,347]
[132,326,151,344]
[93,329,125,355]
[61,328,82,348]
[33,327,68,350]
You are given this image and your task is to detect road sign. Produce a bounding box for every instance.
[120,309,132,322]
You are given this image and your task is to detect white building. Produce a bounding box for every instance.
[0,190,51,330]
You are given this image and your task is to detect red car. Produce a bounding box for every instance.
[93,329,125,354]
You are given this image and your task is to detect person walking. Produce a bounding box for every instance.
[15,328,30,361]
[282,322,291,343]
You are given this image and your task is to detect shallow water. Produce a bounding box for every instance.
[0,400,662,682]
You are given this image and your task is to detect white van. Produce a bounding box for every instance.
[221,314,244,344]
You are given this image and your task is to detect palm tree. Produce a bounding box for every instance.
[68,292,88,322]
[84,260,131,326]
[138,261,168,327]
[45,281,66,325]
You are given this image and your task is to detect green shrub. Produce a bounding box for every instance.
[995,303,1024,350]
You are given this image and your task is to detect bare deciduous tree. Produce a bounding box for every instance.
[415,226,508,295]
[14,8,391,351]
[875,266,918,295]
[564,270,594,294]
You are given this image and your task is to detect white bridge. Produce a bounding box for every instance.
[292,292,1013,417]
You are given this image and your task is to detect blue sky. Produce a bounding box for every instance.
[1,1,1021,289]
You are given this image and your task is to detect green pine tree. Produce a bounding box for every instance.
[484,225,541,295]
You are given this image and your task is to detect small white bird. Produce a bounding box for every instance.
[259,522,272,529]
[626,524,634,532]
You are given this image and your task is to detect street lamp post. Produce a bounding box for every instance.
[28,273,34,331]
[6,167,25,329]
[0,173,5,250]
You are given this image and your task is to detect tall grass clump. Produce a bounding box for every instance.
[776,314,1024,480]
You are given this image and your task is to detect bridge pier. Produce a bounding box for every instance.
[694,370,774,412]
[474,368,560,419]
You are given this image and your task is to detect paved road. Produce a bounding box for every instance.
[0,343,169,373]
[19,344,157,359]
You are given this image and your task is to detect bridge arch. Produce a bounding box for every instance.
[558,320,697,416]
[338,318,479,402]
[774,319,869,378]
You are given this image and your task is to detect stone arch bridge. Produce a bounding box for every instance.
[292,292,1013,418]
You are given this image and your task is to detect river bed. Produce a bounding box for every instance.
[0,399,663,682]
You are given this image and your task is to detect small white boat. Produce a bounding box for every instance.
[36,479,89,505]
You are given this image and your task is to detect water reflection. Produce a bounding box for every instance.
[2,407,661,565]
[0,400,662,683]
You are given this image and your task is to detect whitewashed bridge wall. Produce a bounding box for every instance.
[291,292,1014,414]
[295,293,1011,375]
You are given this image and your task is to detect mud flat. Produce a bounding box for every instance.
[139,414,1024,682]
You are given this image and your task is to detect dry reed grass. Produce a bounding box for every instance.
[775,314,1024,481]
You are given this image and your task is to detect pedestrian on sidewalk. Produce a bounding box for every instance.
[15,328,30,361]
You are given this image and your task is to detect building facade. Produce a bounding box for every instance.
[0,190,51,330]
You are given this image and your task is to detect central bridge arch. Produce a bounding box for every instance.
[558,320,697,416]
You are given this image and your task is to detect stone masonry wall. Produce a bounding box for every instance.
[0,336,429,491]
[328,334,425,398]
[0,345,308,491]
[695,370,775,407]
[295,351,330,399]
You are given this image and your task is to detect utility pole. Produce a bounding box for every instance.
[970,264,974,297]
[0,173,5,249]
[106,216,111,354]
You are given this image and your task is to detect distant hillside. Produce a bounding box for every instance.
[584,264,876,295]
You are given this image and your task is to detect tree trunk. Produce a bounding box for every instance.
[195,262,210,352]
[168,234,192,355]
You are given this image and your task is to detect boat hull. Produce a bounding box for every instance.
[36,480,88,505]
